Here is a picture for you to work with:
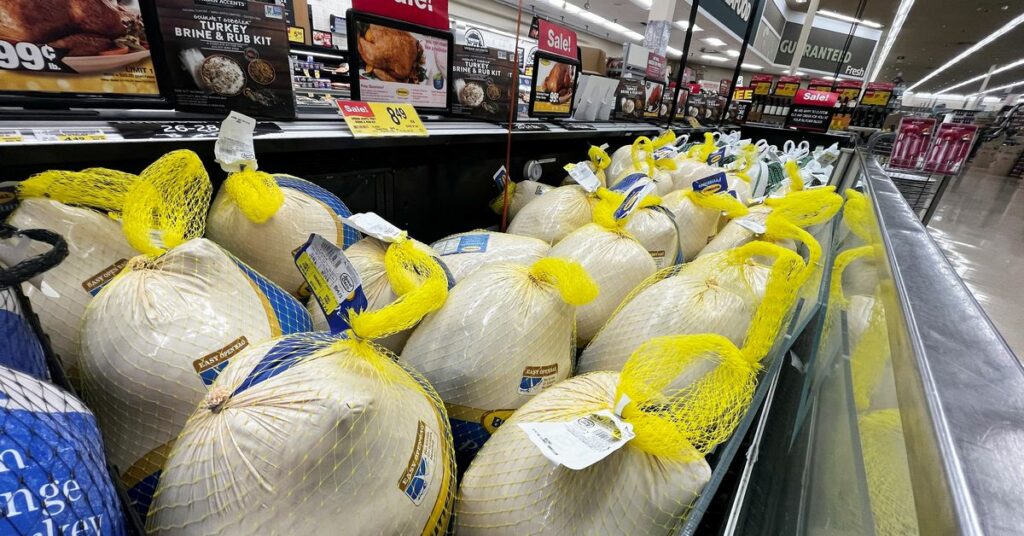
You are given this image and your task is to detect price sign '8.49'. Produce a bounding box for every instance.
[0,40,65,73]
[335,100,428,138]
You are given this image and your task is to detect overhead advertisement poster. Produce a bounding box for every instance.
[0,0,159,97]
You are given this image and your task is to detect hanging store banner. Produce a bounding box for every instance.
[0,0,159,98]
[776,22,877,78]
[351,0,449,31]
[536,19,578,62]
[646,52,667,81]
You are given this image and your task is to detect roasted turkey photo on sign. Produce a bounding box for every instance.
[0,0,151,73]
[357,23,426,84]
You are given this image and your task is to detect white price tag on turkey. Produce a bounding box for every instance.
[343,212,403,242]
[518,410,635,470]
[564,162,601,193]
[215,111,257,173]
[734,217,767,235]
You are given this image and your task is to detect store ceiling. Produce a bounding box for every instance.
[509,0,1024,94]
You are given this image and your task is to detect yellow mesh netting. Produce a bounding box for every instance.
[527,257,599,306]
[858,409,920,536]
[18,168,140,212]
[588,145,612,171]
[222,168,285,224]
[121,150,212,256]
[843,188,874,243]
[784,160,804,191]
[686,132,717,162]
[489,181,516,215]
[630,136,658,177]
[850,297,890,412]
[685,189,749,219]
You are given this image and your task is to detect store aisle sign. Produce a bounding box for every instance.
[702,0,765,40]
[776,22,877,78]
[351,0,450,31]
[537,20,577,61]
[336,100,429,138]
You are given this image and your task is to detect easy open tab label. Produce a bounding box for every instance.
[519,410,635,470]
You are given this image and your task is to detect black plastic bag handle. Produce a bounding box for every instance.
[0,223,69,288]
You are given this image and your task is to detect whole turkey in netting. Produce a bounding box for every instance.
[507,185,595,245]
[79,238,312,518]
[207,171,360,298]
[431,231,550,283]
[491,180,554,219]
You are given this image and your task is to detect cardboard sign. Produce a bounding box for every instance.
[646,52,667,80]
[719,79,732,97]
[336,100,428,138]
[537,19,578,61]
[774,76,800,97]
[614,78,645,120]
[751,74,774,96]
[733,87,753,101]
[861,82,894,106]
[785,90,837,133]
[674,88,690,119]
[352,0,450,31]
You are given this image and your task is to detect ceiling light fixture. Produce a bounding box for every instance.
[977,78,1024,95]
[795,71,808,76]
[934,58,1024,94]
[816,9,883,28]
[701,54,728,62]
[908,11,1024,91]
[673,20,703,31]
[869,0,915,81]
[628,0,652,9]
[725,49,740,57]
[742,63,763,70]
[667,46,683,58]
[703,37,727,47]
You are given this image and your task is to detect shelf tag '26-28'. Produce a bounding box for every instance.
[335,100,428,138]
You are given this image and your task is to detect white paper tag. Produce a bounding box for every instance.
[343,212,403,243]
[518,410,635,470]
[734,217,767,235]
[565,162,601,193]
[215,111,258,173]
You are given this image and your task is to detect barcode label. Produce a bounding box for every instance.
[294,233,366,333]
[518,410,635,470]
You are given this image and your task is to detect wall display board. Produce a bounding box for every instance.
[155,0,296,117]
[0,0,160,103]
[528,18,578,118]
[347,10,453,114]
[776,21,877,78]
[450,45,515,121]
[784,89,837,132]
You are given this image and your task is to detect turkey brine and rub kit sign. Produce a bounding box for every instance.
[154,0,295,118]
[451,45,515,121]
[0,0,158,97]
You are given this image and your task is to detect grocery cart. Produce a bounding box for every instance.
[866,131,952,225]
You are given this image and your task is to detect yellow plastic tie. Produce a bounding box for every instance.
[615,334,758,460]
[651,130,677,149]
[121,150,212,256]
[730,242,807,364]
[588,145,612,171]
[489,181,517,215]
[685,190,749,219]
[784,160,804,191]
[843,188,873,243]
[592,188,661,232]
[18,168,140,212]
[224,168,285,224]
[528,257,598,306]
[346,236,448,341]
[829,245,875,309]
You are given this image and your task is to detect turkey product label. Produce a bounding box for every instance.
[81,258,128,296]
[518,409,636,470]
[434,233,490,255]
[398,421,437,505]
[519,364,558,394]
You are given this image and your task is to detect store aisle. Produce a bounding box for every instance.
[927,169,1024,359]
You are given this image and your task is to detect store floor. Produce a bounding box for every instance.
[927,168,1024,360]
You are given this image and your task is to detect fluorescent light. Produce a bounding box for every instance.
[983,96,1000,103]
[703,37,727,47]
[742,63,763,70]
[580,11,604,24]
[625,30,644,41]
[978,78,1024,95]
[673,20,703,31]
[701,54,728,62]
[667,46,683,58]
[629,0,652,8]
[796,71,808,76]
[870,0,915,81]
[725,49,740,57]
[908,11,1024,90]
[563,2,581,14]
[817,9,883,28]
[934,58,1024,94]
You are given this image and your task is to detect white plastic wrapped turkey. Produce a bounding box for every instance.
[507,185,595,244]
[491,180,554,219]
[431,231,550,283]
[660,189,749,262]
[206,171,360,298]
[401,257,597,463]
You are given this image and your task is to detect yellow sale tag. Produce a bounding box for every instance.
[336,100,428,138]
[861,90,892,106]
[0,133,23,143]
[288,26,305,43]
[57,133,107,141]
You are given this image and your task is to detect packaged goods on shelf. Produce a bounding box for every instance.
[431,231,550,283]
[73,151,312,518]
[307,235,441,353]
[4,175,140,383]
[549,194,657,344]
[490,180,554,218]
[148,241,455,535]
[507,185,596,244]
[0,365,127,536]
[660,190,748,261]
[402,258,597,464]
[207,171,360,298]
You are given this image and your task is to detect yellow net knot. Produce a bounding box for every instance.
[121,150,212,256]
[630,136,655,174]
[348,236,448,341]
[528,257,598,306]
[784,160,804,191]
[685,189,749,219]
[765,188,843,228]
[651,130,677,149]
[615,334,759,460]
[224,168,285,224]
[203,386,232,414]
[588,145,612,171]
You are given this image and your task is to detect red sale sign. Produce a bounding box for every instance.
[537,19,578,61]
[793,89,838,107]
[336,100,374,117]
[352,0,450,31]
